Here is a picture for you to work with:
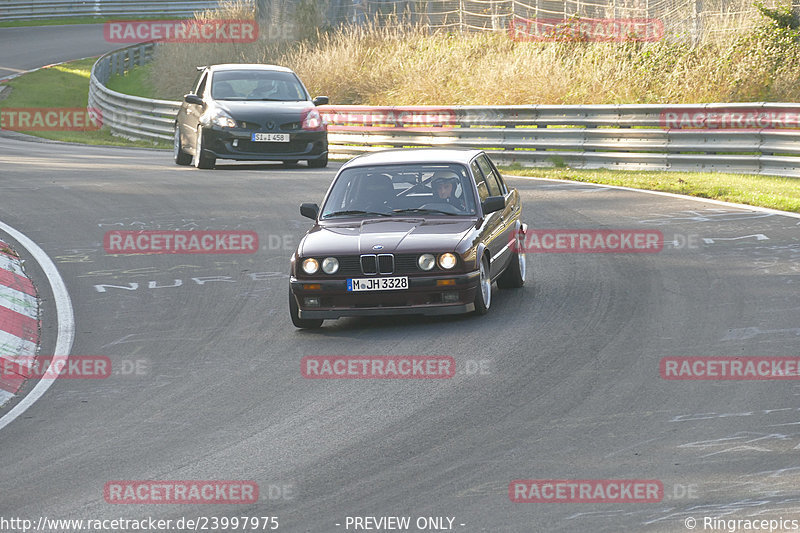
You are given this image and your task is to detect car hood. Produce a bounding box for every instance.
[215,100,312,121]
[299,218,476,256]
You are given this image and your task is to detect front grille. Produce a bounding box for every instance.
[302,254,452,277]
[394,254,421,274]
[377,254,394,274]
[360,255,377,275]
[360,254,394,275]
[338,256,361,276]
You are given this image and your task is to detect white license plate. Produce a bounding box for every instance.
[347,276,409,292]
[251,133,289,142]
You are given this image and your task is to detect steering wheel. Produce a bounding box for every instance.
[419,202,461,214]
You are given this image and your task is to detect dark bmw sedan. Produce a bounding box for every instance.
[173,64,328,169]
[289,148,527,328]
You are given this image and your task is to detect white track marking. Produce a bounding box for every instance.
[0,220,74,432]
[702,234,769,244]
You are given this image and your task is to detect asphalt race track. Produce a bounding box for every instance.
[0,25,117,80]
[1,26,799,533]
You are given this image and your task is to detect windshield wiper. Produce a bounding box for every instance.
[248,98,286,101]
[323,210,391,218]
[392,208,459,216]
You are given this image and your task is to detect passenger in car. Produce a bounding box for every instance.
[213,81,236,99]
[358,174,395,212]
[431,173,465,211]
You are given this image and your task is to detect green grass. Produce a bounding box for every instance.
[106,64,157,99]
[500,166,800,213]
[0,15,179,28]
[0,58,169,148]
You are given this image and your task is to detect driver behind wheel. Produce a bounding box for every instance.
[431,172,465,211]
[248,79,277,99]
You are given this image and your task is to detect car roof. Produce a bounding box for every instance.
[206,64,295,73]
[341,149,485,169]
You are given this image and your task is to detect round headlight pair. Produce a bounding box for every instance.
[302,257,339,275]
[418,253,457,271]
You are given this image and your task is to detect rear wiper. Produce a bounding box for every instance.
[323,210,391,218]
[393,208,459,216]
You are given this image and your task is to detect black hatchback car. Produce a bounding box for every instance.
[289,148,527,328]
[174,64,329,169]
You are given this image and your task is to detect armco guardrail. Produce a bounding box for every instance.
[0,0,233,21]
[87,45,800,177]
[89,43,180,142]
[322,105,800,177]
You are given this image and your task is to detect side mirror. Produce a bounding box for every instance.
[184,93,203,105]
[300,203,320,220]
[312,96,329,106]
[481,195,505,215]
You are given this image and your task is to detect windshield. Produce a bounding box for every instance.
[210,70,309,101]
[320,163,477,219]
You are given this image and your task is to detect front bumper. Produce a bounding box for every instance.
[203,127,327,162]
[290,271,481,319]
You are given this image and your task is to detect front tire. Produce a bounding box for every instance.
[174,127,191,165]
[290,291,323,329]
[473,255,492,315]
[308,154,328,168]
[192,126,216,169]
[497,230,526,289]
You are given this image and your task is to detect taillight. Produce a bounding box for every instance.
[302,108,325,131]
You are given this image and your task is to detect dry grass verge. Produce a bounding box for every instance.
[147,1,800,105]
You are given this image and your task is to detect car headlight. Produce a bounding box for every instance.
[201,109,237,128]
[322,257,339,274]
[438,253,457,270]
[302,108,325,131]
[302,258,319,275]
[418,253,436,271]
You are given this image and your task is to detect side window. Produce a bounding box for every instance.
[485,156,508,194]
[195,72,208,97]
[477,156,502,197]
[471,161,489,201]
